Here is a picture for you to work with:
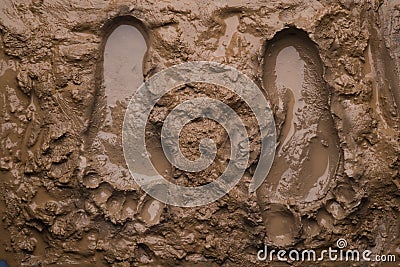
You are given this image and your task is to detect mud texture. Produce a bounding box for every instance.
[0,0,400,266]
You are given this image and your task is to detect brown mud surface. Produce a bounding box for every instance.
[1,0,400,266]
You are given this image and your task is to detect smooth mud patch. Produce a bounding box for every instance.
[263,204,298,247]
[146,132,172,181]
[103,24,147,107]
[139,198,164,225]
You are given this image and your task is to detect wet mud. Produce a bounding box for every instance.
[259,29,340,246]
[0,0,400,266]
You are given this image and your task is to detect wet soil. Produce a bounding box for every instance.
[259,29,340,246]
[0,0,400,266]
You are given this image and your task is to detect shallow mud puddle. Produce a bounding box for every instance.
[103,24,147,107]
[146,135,172,179]
[274,45,305,153]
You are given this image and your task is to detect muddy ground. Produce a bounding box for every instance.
[0,0,400,266]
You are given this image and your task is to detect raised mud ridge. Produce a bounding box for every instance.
[258,28,340,247]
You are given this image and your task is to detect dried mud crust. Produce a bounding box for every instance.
[0,0,399,266]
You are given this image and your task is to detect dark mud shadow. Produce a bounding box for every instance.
[258,28,340,247]
[83,17,166,224]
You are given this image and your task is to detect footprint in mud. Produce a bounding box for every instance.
[138,197,164,226]
[259,28,340,246]
[84,19,166,223]
[91,182,163,225]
